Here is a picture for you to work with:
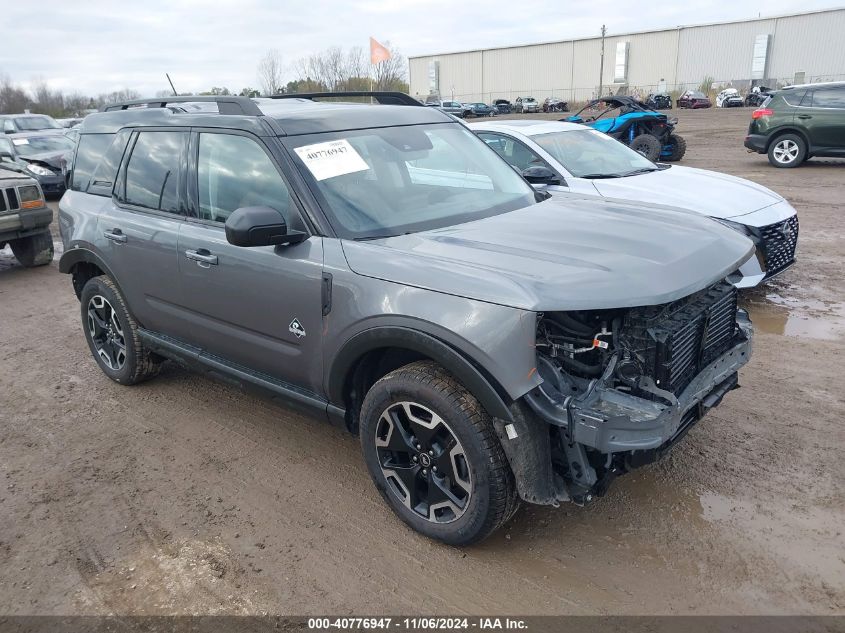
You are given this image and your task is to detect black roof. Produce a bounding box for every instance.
[82,93,453,136]
[593,95,642,108]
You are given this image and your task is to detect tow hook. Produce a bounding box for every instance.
[590,466,624,498]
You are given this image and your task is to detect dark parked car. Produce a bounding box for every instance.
[677,91,712,109]
[744,81,845,167]
[0,132,75,197]
[542,97,569,112]
[646,93,672,110]
[745,86,771,107]
[467,102,494,117]
[493,99,512,114]
[1,114,63,134]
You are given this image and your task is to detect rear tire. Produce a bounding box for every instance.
[768,133,807,168]
[80,275,161,385]
[630,134,662,162]
[9,231,53,267]
[359,360,518,546]
[664,134,687,161]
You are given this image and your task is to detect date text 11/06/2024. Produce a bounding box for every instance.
[307,617,529,630]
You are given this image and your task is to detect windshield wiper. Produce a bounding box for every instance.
[621,167,659,176]
[579,173,626,179]
[353,234,401,241]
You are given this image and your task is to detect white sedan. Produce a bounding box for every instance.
[469,120,798,288]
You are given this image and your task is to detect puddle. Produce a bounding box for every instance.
[740,289,845,341]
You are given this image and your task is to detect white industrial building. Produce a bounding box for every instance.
[409,8,845,104]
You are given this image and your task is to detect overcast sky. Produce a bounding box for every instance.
[1,0,840,97]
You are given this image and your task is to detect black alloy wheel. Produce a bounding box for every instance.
[87,294,127,371]
[375,401,472,524]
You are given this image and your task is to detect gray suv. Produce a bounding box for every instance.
[58,93,754,545]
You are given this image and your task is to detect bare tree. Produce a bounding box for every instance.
[258,49,284,96]
[0,74,31,113]
[96,89,140,107]
[63,92,91,117]
[31,78,65,117]
[293,43,408,93]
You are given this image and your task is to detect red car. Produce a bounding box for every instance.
[677,91,712,109]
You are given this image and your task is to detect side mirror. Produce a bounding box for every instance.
[0,150,13,161]
[522,165,562,186]
[224,206,306,247]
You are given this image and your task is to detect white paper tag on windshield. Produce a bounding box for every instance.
[12,138,29,145]
[293,139,369,181]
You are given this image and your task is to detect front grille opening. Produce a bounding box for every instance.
[6,187,19,210]
[760,215,799,277]
[621,281,739,395]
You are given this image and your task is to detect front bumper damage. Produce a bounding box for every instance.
[496,311,752,506]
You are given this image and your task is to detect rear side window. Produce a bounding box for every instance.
[87,131,130,197]
[122,131,185,213]
[811,88,845,108]
[781,90,806,106]
[71,134,113,192]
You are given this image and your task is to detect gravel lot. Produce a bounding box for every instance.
[1,107,843,616]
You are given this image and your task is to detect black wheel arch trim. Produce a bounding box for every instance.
[328,326,514,423]
[58,246,130,303]
[59,246,112,276]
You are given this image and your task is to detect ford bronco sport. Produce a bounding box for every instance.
[0,167,53,267]
[58,93,754,545]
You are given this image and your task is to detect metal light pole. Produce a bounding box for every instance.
[598,24,606,98]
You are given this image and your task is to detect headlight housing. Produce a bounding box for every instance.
[25,163,55,177]
[714,218,752,236]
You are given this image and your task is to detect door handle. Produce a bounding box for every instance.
[103,229,127,243]
[797,114,812,119]
[185,249,218,266]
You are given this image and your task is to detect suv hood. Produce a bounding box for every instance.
[588,165,783,221]
[342,195,754,311]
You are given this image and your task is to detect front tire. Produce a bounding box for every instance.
[80,275,161,385]
[359,361,518,546]
[768,133,807,168]
[9,231,53,267]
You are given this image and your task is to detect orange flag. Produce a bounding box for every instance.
[370,37,392,64]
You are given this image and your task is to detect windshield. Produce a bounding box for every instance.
[285,123,537,239]
[14,116,61,131]
[13,135,76,157]
[531,129,657,178]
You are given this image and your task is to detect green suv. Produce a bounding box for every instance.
[744,81,845,167]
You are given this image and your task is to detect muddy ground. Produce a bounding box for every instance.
[0,107,843,616]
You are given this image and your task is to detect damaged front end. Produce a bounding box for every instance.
[496,280,752,506]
